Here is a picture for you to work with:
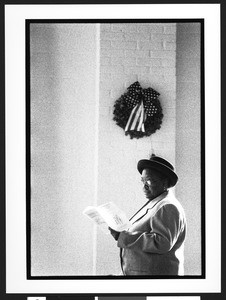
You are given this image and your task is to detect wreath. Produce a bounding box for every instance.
[113,81,163,139]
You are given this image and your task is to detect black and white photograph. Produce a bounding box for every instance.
[28,20,203,278]
[4,3,221,296]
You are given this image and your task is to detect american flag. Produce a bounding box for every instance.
[125,100,146,133]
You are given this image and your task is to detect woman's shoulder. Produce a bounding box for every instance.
[156,191,184,213]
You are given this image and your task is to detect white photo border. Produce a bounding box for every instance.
[5,3,221,294]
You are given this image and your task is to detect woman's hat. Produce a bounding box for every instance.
[137,155,178,188]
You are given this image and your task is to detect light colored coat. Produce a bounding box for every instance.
[117,191,186,276]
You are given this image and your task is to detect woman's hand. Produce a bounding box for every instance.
[108,227,120,241]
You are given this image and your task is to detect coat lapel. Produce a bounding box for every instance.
[130,191,168,224]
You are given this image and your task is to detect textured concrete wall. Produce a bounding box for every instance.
[176,23,201,275]
[30,23,98,275]
[96,23,177,275]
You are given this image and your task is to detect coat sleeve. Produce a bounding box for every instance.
[117,204,181,254]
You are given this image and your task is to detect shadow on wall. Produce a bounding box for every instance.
[176,23,201,275]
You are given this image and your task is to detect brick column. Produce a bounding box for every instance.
[96,23,177,275]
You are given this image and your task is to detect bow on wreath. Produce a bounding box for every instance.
[113,81,163,139]
[125,81,160,133]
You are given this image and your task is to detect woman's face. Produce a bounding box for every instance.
[141,168,167,200]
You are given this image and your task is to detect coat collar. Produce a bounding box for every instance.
[130,190,169,224]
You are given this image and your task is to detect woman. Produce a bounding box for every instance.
[109,155,187,276]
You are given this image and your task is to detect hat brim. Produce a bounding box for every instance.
[137,159,178,188]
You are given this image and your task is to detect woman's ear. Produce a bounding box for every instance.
[163,177,169,190]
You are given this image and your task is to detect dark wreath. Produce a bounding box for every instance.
[113,81,163,139]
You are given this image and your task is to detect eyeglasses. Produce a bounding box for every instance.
[141,178,162,186]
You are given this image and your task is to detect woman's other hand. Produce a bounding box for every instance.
[108,227,120,240]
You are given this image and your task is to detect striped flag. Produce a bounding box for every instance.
[125,101,146,133]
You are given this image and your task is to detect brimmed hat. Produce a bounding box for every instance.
[137,155,178,188]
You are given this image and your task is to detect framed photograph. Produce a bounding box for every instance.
[4,2,221,298]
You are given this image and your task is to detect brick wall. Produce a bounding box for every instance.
[96,23,177,275]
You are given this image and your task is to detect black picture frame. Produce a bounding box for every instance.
[1,1,224,300]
